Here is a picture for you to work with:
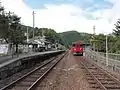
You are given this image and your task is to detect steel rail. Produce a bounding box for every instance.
[27,52,66,90]
[87,59,120,85]
[81,59,120,90]
[81,61,107,90]
[0,55,59,90]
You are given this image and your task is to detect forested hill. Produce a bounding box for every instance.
[59,31,92,46]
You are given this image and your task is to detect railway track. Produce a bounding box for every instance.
[81,59,120,90]
[0,52,66,90]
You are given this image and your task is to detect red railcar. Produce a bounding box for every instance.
[71,41,84,56]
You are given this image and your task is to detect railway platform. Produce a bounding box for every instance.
[0,50,64,80]
[0,52,35,64]
[0,51,63,67]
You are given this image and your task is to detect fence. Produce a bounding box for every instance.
[85,48,120,74]
[98,52,120,61]
[0,44,9,55]
[0,44,33,60]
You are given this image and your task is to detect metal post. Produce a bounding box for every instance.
[93,25,96,35]
[106,35,108,66]
[27,27,29,52]
[7,11,14,57]
[32,11,35,52]
[93,25,96,51]
[42,28,44,39]
[32,11,35,38]
[27,27,29,43]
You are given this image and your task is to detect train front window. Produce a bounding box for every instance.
[80,44,84,48]
[72,44,75,47]
[76,44,80,47]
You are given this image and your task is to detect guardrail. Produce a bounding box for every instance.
[98,52,120,60]
[85,48,120,74]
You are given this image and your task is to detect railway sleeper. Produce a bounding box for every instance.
[93,73,107,76]
[16,81,33,86]
[88,67,97,69]
[94,76,108,78]
[104,85,120,89]
[87,78,116,85]
[80,67,85,69]
[22,78,36,82]
[15,83,31,87]
[91,73,105,76]
[98,78,114,81]
[90,71,103,74]
[85,73,91,75]
[83,73,92,76]
[33,72,44,76]
[101,82,116,85]
[33,72,43,75]
[87,78,95,81]
[89,68,98,71]
[90,84,101,89]
[88,81,97,84]
[34,71,44,75]
[94,74,109,78]
[95,76,111,79]
[9,86,27,90]
[85,75,93,78]
[35,70,47,74]
[29,75,40,78]
[39,69,48,73]
[86,76,94,79]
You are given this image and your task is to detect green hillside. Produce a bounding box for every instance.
[59,31,92,46]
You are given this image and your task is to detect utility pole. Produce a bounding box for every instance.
[93,25,96,51]
[32,11,35,38]
[106,35,108,66]
[7,11,14,57]
[93,25,96,35]
[27,27,29,52]
[27,27,29,43]
[42,28,44,39]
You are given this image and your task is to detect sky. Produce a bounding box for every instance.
[1,0,120,34]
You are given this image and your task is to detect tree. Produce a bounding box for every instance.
[0,7,9,41]
[0,6,24,53]
[32,28,61,43]
[113,19,120,36]
[43,28,59,43]
[90,34,117,52]
[8,14,25,53]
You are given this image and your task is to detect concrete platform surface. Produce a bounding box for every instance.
[0,50,63,68]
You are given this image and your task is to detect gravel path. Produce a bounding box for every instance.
[36,51,92,90]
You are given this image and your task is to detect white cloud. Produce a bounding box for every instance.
[1,0,33,26]
[1,0,120,34]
